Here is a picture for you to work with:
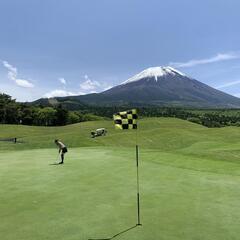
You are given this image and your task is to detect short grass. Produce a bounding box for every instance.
[1,118,240,240]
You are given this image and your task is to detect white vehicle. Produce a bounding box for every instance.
[91,128,107,138]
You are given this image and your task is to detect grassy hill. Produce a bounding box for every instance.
[1,117,240,149]
[1,118,240,240]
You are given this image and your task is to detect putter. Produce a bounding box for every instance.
[55,153,60,164]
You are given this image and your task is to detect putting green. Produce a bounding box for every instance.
[1,118,240,239]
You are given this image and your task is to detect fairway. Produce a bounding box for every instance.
[1,118,240,240]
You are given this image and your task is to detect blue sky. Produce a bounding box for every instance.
[1,0,240,101]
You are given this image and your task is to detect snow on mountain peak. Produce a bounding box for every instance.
[122,66,185,84]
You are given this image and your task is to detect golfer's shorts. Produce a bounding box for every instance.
[62,147,68,153]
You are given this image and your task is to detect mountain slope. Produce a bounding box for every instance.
[34,66,240,108]
[98,66,240,107]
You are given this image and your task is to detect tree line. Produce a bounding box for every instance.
[83,105,240,128]
[138,107,240,128]
[0,93,101,126]
[1,93,240,128]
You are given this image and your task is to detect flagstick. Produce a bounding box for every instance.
[135,127,142,226]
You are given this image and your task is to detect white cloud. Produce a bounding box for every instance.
[59,77,66,85]
[2,61,34,88]
[3,61,17,79]
[170,53,240,68]
[216,80,240,89]
[44,74,110,99]
[80,75,100,91]
[43,89,86,98]
[0,82,40,102]
[80,79,100,90]
[15,79,34,88]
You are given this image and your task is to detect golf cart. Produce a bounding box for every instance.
[91,128,107,138]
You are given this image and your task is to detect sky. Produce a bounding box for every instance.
[1,0,240,101]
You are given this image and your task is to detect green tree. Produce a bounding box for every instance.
[67,111,80,124]
[35,107,57,126]
[55,105,68,126]
[0,93,19,123]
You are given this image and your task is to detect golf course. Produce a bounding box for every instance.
[1,117,240,240]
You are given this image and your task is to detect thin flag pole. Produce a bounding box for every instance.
[135,123,142,226]
[114,109,142,226]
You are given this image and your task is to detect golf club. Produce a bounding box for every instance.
[54,152,60,164]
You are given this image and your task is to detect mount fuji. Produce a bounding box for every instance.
[36,66,240,108]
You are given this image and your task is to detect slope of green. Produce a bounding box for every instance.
[1,117,240,151]
[1,118,240,240]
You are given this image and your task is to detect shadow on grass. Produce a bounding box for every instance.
[88,224,140,240]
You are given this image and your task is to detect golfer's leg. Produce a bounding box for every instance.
[61,153,64,163]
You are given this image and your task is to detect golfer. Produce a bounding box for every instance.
[54,139,68,164]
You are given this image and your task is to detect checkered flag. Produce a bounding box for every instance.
[113,109,138,130]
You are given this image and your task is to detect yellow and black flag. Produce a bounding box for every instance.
[113,109,138,130]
